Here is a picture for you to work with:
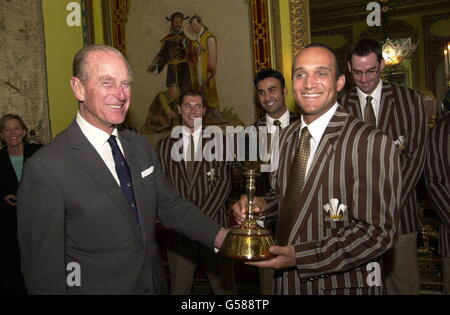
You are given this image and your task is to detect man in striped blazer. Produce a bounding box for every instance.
[252,68,300,197]
[340,39,427,294]
[252,68,299,294]
[424,114,450,294]
[233,43,401,295]
[157,89,236,295]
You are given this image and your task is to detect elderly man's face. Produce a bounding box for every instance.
[71,50,132,134]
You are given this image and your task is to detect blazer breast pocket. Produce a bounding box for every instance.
[141,166,154,178]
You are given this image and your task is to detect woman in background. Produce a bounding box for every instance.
[0,114,42,295]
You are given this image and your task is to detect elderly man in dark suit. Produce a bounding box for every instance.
[340,38,427,294]
[233,43,401,295]
[17,45,228,295]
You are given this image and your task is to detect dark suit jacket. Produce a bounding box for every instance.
[17,121,221,295]
[265,106,401,294]
[340,82,427,234]
[0,143,41,240]
[0,143,41,210]
[424,117,450,257]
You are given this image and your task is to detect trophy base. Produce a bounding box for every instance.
[219,225,276,261]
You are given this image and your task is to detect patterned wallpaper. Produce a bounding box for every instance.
[0,0,51,144]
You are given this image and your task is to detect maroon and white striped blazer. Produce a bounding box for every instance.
[424,116,450,257]
[265,105,401,294]
[340,82,427,234]
[157,132,232,231]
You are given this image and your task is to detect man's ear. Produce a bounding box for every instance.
[70,77,85,102]
[283,86,288,97]
[347,61,352,73]
[337,74,346,92]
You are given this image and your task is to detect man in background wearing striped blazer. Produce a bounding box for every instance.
[340,39,427,294]
[233,43,402,294]
[252,68,299,295]
[157,89,236,295]
[424,113,450,294]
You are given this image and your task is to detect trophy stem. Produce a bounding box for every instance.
[219,168,276,260]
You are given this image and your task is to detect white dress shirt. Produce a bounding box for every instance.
[266,108,290,133]
[300,103,338,175]
[76,112,123,186]
[357,79,383,124]
[181,126,202,164]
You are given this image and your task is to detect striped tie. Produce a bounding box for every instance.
[276,127,311,245]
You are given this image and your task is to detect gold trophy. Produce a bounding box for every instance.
[219,161,276,260]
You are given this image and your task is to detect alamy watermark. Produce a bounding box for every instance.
[66,262,81,287]
[367,2,381,27]
[66,2,81,27]
[171,119,279,173]
[366,262,382,287]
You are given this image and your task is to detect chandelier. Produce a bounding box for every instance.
[382,38,419,66]
[379,1,419,67]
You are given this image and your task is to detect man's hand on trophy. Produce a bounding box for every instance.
[232,194,267,225]
[246,245,296,269]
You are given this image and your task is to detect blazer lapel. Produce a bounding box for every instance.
[286,107,347,244]
[378,82,395,131]
[345,88,362,119]
[67,122,143,242]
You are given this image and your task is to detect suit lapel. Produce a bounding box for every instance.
[287,107,347,244]
[345,88,362,119]
[67,122,143,242]
[378,82,395,131]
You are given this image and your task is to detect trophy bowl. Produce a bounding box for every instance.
[219,167,276,261]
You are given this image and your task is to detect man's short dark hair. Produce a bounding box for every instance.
[254,68,286,89]
[348,38,383,63]
[298,43,342,77]
[178,89,206,107]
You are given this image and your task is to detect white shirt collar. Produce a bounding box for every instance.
[357,79,382,114]
[181,125,202,140]
[300,103,338,144]
[266,108,290,129]
[76,112,119,146]
[76,112,122,185]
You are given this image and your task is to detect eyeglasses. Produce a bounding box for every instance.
[351,66,380,78]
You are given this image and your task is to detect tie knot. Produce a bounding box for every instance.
[300,126,310,140]
[366,95,373,105]
[273,120,281,128]
[107,135,120,154]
